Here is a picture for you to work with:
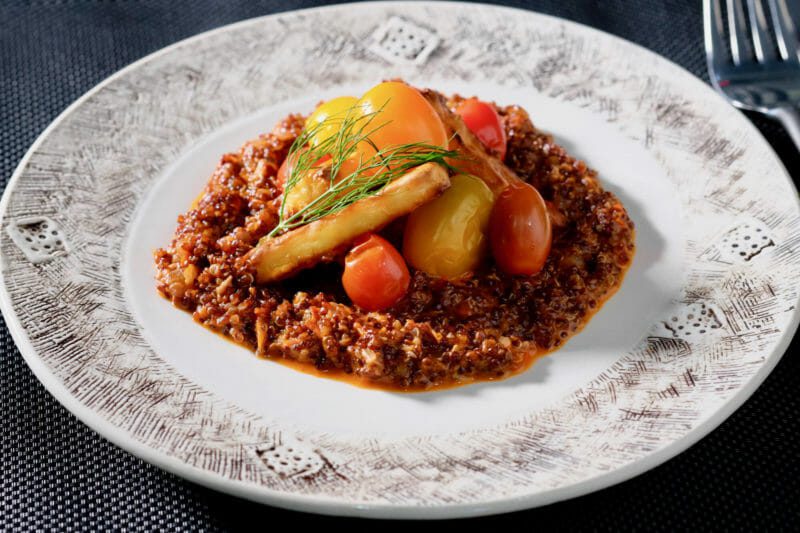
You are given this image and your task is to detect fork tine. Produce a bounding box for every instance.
[705,0,727,75]
[747,0,777,62]
[767,0,800,62]
[727,0,753,65]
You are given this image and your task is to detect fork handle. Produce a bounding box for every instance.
[768,106,800,152]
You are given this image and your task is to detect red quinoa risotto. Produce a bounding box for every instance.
[154,82,635,391]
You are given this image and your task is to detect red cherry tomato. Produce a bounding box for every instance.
[342,234,410,311]
[489,182,552,275]
[455,98,507,160]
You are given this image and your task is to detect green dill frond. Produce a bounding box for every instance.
[268,101,458,238]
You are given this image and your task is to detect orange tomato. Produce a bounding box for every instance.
[342,234,410,311]
[489,182,552,275]
[355,82,448,159]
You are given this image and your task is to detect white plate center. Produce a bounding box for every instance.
[123,82,683,438]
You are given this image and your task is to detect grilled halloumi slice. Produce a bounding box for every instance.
[249,162,450,283]
[421,89,518,194]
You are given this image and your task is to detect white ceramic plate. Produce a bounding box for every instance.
[1,1,798,519]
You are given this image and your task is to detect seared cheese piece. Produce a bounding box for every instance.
[249,162,450,283]
[421,89,518,194]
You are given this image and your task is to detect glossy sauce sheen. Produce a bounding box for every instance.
[200,267,627,393]
[154,90,636,391]
[192,307,547,392]
[272,254,630,392]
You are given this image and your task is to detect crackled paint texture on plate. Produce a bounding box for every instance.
[1,2,799,513]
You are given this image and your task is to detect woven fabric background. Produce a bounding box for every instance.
[1,0,798,529]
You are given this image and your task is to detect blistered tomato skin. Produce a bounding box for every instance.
[356,82,448,155]
[455,98,507,160]
[305,96,359,147]
[489,182,552,276]
[403,174,495,280]
[342,234,411,311]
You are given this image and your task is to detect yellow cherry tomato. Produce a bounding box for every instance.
[305,96,359,147]
[355,82,448,159]
[403,174,495,280]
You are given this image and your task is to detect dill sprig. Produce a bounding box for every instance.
[268,102,458,238]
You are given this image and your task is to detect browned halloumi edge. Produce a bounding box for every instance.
[423,90,567,231]
[421,89,519,194]
[423,90,566,228]
[249,162,450,283]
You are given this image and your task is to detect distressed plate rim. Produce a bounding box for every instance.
[1,1,798,519]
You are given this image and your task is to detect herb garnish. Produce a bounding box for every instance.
[268,103,458,238]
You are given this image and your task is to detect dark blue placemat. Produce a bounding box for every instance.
[1,1,798,530]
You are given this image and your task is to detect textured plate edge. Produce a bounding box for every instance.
[0,1,798,519]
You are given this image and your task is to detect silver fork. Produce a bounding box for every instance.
[704,0,800,149]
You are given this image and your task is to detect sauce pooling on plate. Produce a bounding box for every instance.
[154,82,635,391]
